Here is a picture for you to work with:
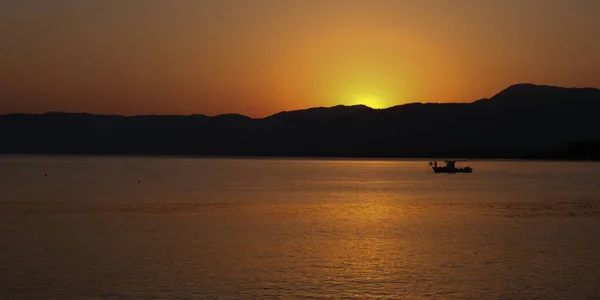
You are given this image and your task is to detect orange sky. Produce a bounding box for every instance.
[1,0,599,117]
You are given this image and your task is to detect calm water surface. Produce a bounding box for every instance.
[1,156,600,299]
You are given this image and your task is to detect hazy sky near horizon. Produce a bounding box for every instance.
[1,0,600,116]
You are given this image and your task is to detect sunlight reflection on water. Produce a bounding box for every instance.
[1,156,600,299]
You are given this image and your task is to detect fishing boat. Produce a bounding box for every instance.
[429,160,473,173]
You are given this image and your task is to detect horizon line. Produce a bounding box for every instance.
[1,82,599,119]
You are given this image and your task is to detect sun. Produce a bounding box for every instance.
[327,79,398,109]
[351,94,387,109]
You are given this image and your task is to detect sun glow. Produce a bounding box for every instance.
[340,85,397,109]
[327,77,401,109]
[351,94,387,109]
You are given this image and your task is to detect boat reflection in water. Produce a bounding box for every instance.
[429,160,473,173]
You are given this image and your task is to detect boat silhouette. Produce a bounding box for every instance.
[429,160,473,173]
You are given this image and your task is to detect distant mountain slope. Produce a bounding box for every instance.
[1,84,600,159]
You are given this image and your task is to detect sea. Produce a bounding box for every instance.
[1,156,599,299]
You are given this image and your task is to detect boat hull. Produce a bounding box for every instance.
[432,167,473,173]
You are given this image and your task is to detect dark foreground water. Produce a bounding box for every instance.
[1,156,600,299]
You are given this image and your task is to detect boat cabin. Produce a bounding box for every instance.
[444,160,457,168]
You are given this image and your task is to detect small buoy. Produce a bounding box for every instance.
[44,173,47,177]
[138,180,141,183]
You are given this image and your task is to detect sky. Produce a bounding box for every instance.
[1,0,600,117]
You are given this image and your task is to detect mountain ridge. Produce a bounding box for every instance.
[1,83,600,159]
[3,83,599,119]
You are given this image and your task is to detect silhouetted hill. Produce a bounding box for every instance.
[267,104,373,120]
[475,83,600,108]
[1,84,600,159]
